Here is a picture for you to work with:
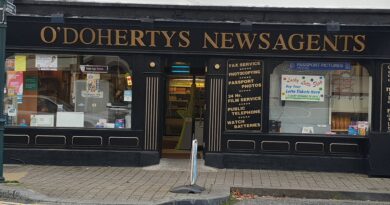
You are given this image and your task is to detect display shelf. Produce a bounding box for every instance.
[168,107,186,110]
[170,100,188,102]
[165,77,205,136]
[331,111,369,135]
[332,92,369,96]
[331,112,368,114]
[331,129,348,132]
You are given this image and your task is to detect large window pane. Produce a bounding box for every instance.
[269,62,371,135]
[4,54,132,129]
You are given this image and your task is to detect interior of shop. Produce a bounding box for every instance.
[162,57,206,158]
[4,54,132,129]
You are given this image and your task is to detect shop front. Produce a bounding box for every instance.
[3,8,390,173]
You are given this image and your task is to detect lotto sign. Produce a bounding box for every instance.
[281,75,325,102]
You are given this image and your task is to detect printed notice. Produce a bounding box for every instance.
[381,63,390,132]
[226,59,262,131]
[83,73,103,98]
[281,75,325,102]
[35,54,58,70]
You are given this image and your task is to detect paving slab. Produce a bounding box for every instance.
[0,159,390,204]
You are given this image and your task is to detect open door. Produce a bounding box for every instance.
[162,58,205,158]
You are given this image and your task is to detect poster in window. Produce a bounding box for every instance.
[7,106,17,117]
[83,73,103,98]
[6,59,15,70]
[35,54,58,70]
[24,76,38,91]
[15,56,26,72]
[6,71,23,96]
[124,90,132,102]
[281,75,325,102]
[86,73,100,93]
[30,114,54,127]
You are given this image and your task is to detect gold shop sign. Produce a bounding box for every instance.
[39,26,366,53]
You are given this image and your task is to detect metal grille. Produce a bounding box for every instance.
[208,78,223,152]
[144,76,159,150]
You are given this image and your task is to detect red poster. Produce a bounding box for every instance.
[7,71,24,96]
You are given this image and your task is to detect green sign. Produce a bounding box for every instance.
[24,76,38,90]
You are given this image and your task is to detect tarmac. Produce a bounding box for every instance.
[0,158,390,205]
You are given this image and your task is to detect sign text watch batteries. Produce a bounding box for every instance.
[226,59,263,131]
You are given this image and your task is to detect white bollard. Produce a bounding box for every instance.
[170,138,205,193]
[190,139,198,185]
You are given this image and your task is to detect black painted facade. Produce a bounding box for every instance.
[4,0,390,174]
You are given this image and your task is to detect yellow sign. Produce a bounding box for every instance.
[15,56,27,71]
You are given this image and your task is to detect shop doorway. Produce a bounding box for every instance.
[162,59,206,158]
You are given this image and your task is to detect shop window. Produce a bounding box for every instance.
[4,54,132,129]
[269,62,371,136]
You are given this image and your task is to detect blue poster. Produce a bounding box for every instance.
[289,62,351,70]
[124,90,132,102]
[17,94,23,104]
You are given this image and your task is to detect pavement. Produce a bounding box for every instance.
[0,158,389,205]
[235,197,390,205]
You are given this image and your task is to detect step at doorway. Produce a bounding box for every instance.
[162,136,203,159]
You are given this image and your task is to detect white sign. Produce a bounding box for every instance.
[302,126,314,133]
[7,106,16,117]
[35,54,58,70]
[124,90,132,102]
[56,112,84,127]
[30,114,54,127]
[281,75,325,102]
[81,90,104,98]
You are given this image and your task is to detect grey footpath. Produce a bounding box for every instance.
[235,197,390,205]
[1,159,390,205]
